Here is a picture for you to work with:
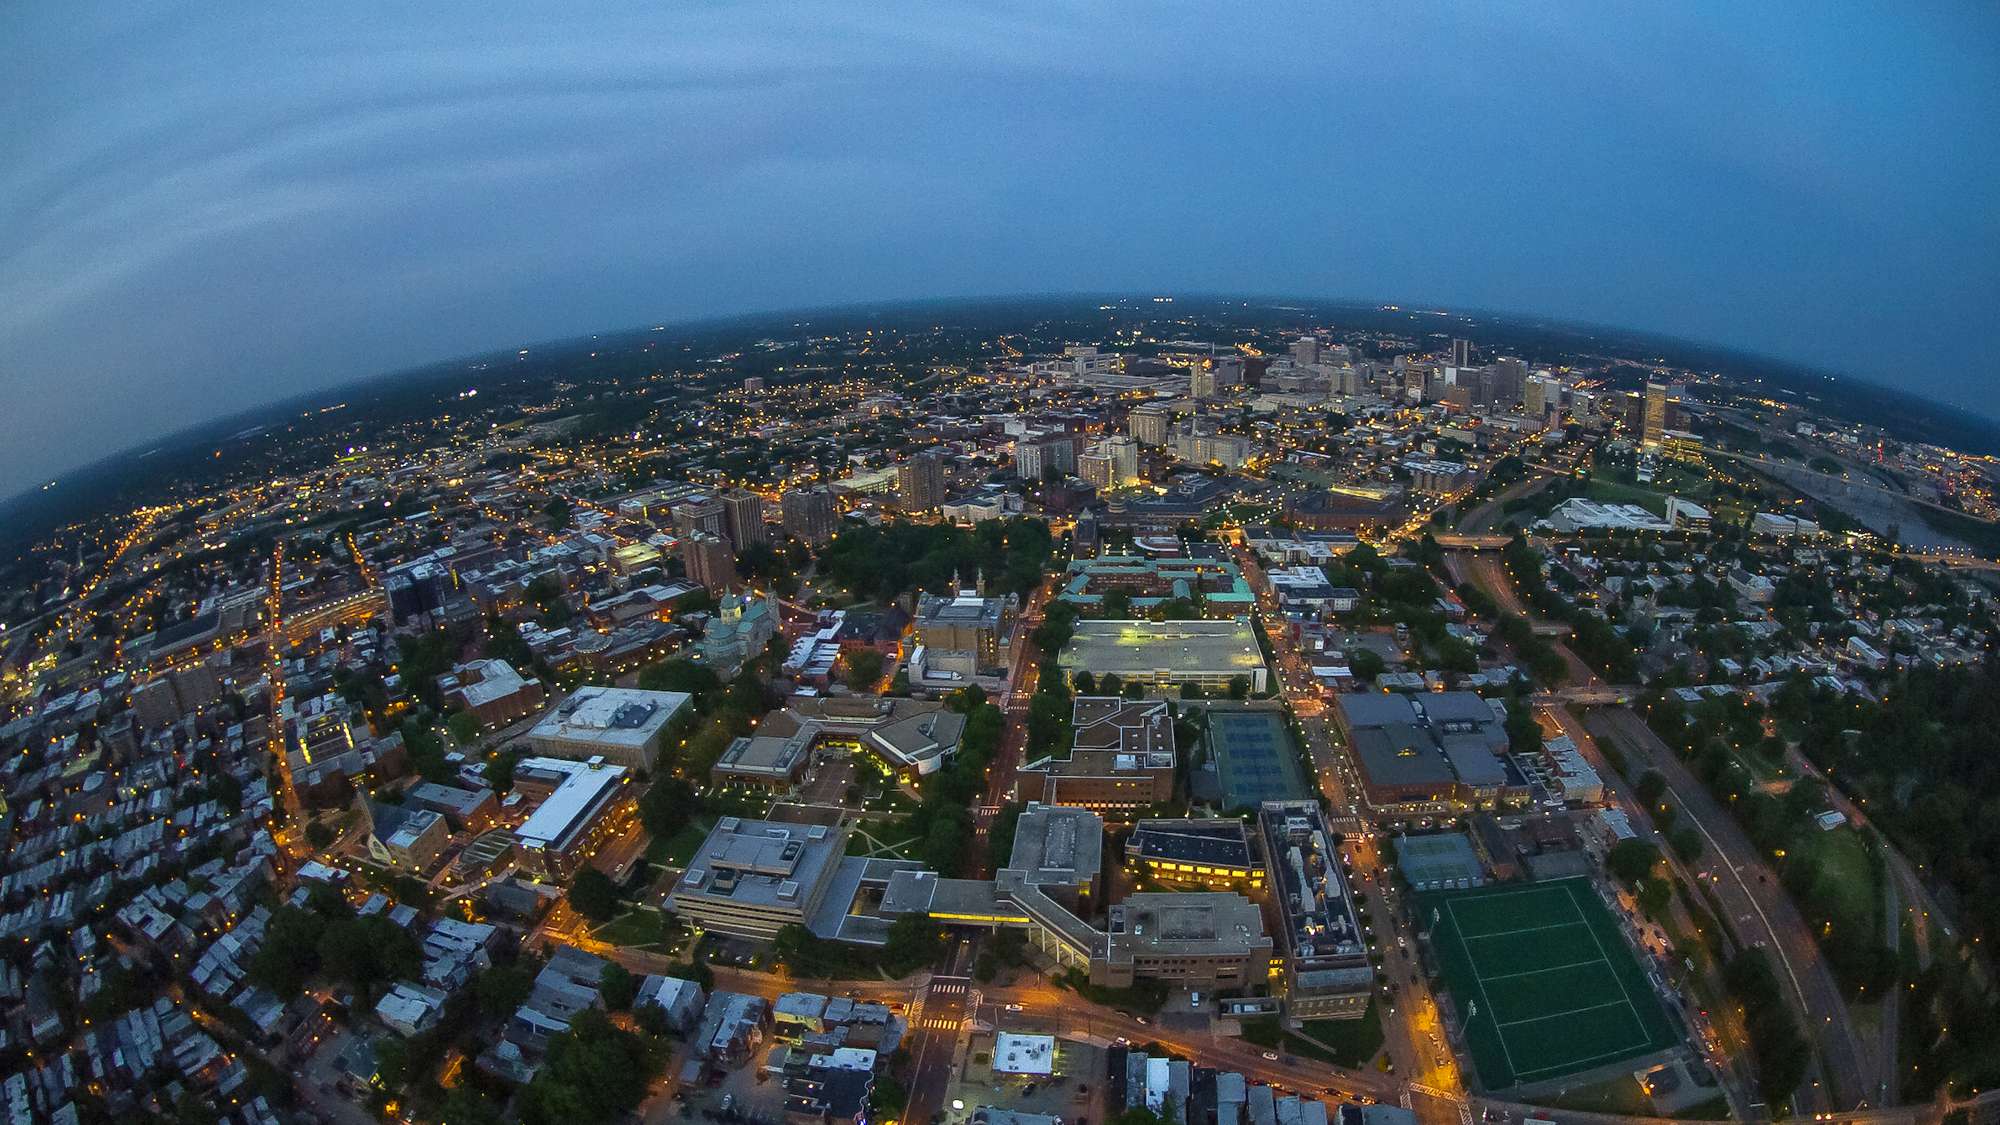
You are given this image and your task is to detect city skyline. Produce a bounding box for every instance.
[3,3,1999,496]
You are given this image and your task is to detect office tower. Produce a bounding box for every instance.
[1016,435,1077,481]
[742,376,765,393]
[1493,357,1528,405]
[1170,420,1253,469]
[781,486,839,546]
[723,490,767,549]
[897,453,946,512]
[1290,336,1320,366]
[1104,435,1139,487]
[683,532,736,593]
[671,497,726,541]
[1451,338,1473,367]
[1642,381,1674,447]
[1128,405,1173,446]
[1080,435,1140,491]
[1191,362,1221,400]
[1524,375,1556,418]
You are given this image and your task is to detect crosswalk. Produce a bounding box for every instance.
[909,978,971,1031]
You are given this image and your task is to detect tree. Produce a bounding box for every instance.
[519,1009,653,1125]
[544,498,572,530]
[304,819,335,850]
[637,658,722,701]
[1349,648,1386,682]
[1072,670,1098,695]
[634,1000,673,1037]
[568,868,622,924]
[1634,770,1667,807]
[485,749,521,793]
[475,963,535,1020]
[439,1089,505,1125]
[1227,675,1250,701]
[447,710,482,746]
[399,714,452,782]
[841,648,886,691]
[1669,825,1704,862]
[639,776,701,839]
[1636,877,1672,918]
[1724,949,1810,1103]
[600,964,638,1011]
[770,923,840,979]
[881,914,946,977]
[248,906,328,995]
[1608,838,1662,885]
[870,1075,909,1119]
[318,915,423,999]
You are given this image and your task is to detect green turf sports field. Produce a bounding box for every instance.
[1420,878,1678,1090]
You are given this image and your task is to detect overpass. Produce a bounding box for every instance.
[1429,532,1512,550]
[280,588,386,638]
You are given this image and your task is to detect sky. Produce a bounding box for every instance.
[2,2,1998,496]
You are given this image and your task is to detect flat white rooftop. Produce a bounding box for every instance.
[513,756,628,852]
[993,1032,1057,1075]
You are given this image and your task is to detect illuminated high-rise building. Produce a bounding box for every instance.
[1642,381,1674,447]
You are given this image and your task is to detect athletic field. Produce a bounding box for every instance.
[1420,879,1677,1091]
[1208,709,1310,808]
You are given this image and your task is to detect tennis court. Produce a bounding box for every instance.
[1420,879,1677,1091]
[1208,709,1311,809]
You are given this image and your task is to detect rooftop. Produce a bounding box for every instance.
[1005,802,1103,887]
[512,756,629,852]
[673,818,846,913]
[530,686,691,748]
[1059,618,1264,676]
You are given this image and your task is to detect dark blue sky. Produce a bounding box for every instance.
[2,4,1997,495]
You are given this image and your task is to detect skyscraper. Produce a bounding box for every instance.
[1290,336,1320,366]
[1127,406,1173,446]
[781,486,839,546]
[671,497,726,541]
[723,490,767,549]
[1451,338,1473,367]
[683,531,736,593]
[1524,375,1561,420]
[1642,381,1675,447]
[1016,434,1077,480]
[897,453,946,512]
[1080,435,1140,491]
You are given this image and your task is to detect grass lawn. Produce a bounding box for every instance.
[1298,1005,1385,1068]
[594,907,668,949]
[646,819,714,867]
[1240,1006,1384,1069]
[1529,1074,1654,1116]
[845,827,921,860]
[1584,478,1671,515]
[1793,826,1880,933]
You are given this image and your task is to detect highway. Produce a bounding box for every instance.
[1453,469,1556,536]
[1586,707,1867,1114]
[543,918,1996,1125]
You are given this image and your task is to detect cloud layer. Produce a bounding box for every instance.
[3,3,1997,492]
